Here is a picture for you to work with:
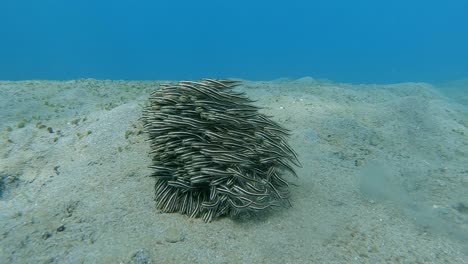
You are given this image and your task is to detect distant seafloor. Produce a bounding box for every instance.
[0,78,467,263]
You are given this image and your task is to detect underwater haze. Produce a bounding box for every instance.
[1,0,468,83]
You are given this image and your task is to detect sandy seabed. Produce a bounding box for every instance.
[0,78,467,263]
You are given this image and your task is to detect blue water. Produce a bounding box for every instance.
[1,0,468,83]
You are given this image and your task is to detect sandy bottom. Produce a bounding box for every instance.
[0,78,467,263]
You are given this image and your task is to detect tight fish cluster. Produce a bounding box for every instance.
[142,79,300,222]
